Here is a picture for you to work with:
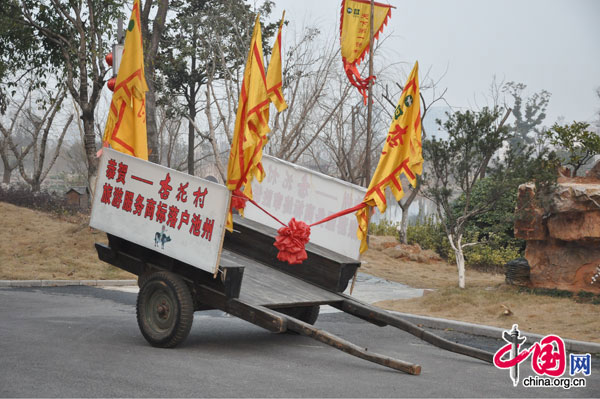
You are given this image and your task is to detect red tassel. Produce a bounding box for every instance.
[274,218,311,265]
[231,189,248,212]
[344,62,376,105]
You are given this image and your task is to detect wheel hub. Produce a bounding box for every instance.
[156,303,170,319]
[144,283,176,332]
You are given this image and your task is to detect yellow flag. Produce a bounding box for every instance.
[340,0,392,101]
[266,12,288,113]
[226,15,270,230]
[103,0,149,160]
[356,61,422,253]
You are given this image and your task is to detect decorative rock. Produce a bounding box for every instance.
[525,240,600,294]
[368,235,399,251]
[547,211,600,241]
[515,169,600,294]
[514,183,547,241]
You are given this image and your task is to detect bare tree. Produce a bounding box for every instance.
[1,84,73,191]
[266,28,353,164]
[141,0,169,164]
[0,84,33,184]
[19,0,120,184]
[156,105,187,169]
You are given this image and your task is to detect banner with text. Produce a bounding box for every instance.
[244,155,366,260]
[90,148,229,274]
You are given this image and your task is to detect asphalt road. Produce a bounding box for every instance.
[1,286,598,398]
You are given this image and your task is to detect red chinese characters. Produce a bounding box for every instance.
[176,183,188,203]
[106,159,117,179]
[282,171,293,190]
[189,214,203,236]
[158,173,173,200]
[293,199,304,218]
[101,183,113,204]
[282,195,294,214]
[262,188,273,208]
[166,205,179,229]
[178,210,190,230]
[272,192,283,211]
[112,187,124,209]
[303,203,316,223]
[385,125,408,149]
[201,218,214,241]
[98,161,219,245]
[133,194,145,216]
[155,202,168,224]
[494,335,567,377]
[297,175,309,199]
[122,191,134,212]
[144,198,156,220]
[192,186,208,208]
[116,162,128,184]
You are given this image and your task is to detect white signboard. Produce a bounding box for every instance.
[90,148,229,274]
[244,155,366,260]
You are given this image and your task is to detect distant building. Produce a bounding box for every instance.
[65,186,90,209]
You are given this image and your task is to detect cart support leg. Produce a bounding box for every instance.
[335,299,493,363]
[285,317,421,375]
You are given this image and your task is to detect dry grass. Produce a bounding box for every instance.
[0,202,134,280]
[362,240,600,344]
[361,247,505,290]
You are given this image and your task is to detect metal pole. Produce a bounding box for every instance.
[117,17,124,44]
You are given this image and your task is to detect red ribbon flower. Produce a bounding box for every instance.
[274,218,311,265]
[231,189,248,212]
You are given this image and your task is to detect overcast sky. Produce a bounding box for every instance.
[273,0,600,126]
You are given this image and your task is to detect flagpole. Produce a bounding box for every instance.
[365,0,375,187]
[364,0,375,240]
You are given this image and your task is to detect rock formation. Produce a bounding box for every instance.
[514,165,600,294]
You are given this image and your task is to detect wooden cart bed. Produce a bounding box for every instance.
[223,250,342,307]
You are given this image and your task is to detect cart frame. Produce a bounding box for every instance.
[95,215,493,374]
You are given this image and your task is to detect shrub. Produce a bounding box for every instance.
[369,219,399,236]
[406,217,453,260]
[408,217,522,271]
[463,240,521,273]
[0,183,79,216]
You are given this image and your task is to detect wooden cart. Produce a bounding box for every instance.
[95,214,493,375]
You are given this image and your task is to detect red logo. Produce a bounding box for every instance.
[494,324,567,386]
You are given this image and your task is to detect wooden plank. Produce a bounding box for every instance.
[284,315,421,375]
[224,216,360,292]
[334,298,494,363]
[195,285,287,333]
[224,250,342,307]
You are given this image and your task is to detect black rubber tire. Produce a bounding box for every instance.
[279,305,320,325]
[137,272,150,288]
[136,271,194,348]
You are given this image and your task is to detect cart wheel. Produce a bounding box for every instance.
[136,271,194,348]
[137,272,150,288]
[280,305,320,325]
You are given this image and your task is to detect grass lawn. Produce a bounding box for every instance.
[0,202,134,280]
[362,247,600,344]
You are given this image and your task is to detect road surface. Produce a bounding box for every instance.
[0,286,597,397]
